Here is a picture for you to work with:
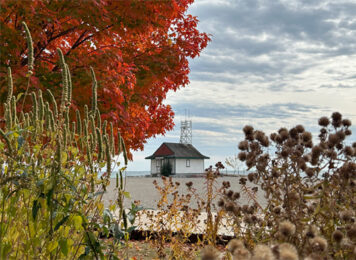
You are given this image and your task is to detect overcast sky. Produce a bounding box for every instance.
[126,0,356,171]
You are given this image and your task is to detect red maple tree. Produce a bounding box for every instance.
[0,0,210,154]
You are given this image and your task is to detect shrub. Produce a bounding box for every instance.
[144,113,355,259]
[0,23,131,259]
[218,112,356,258]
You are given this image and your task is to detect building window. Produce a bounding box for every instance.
[186,159,190,167]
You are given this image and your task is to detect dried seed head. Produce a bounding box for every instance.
[332,113,342,127]
[289,127,298,139]
[250,142,260,151]
[222,181,231,189]
[299,160,307,171]
[279,128,289,140]
[232,247,251,260]
[305,140,313,148]
[332,112,342,122]
[346,224,356,240]
[277,243,298,260]
[281,148,290,158]
[227,239,245,253]
[336,130,346,141]
[273,206,282,214]
[251,244,274,260]
[228,240,251,260]
[275,135,284,144]
[344,146,354,157]
[225,202,235,212]
[332,230,344,243]
[232,192,240,200]
[248,172,255,182]
[340,210,354,222]
[340,238,353,250]
[254,130,267,145]
[279,220,296,237]
[302,132,312,142]
[238,140,249,150]
[270,132,277,141]
[342,118,351,127]
[336,143,343,150]
[326,150,337,159]
[243,125,254,136]
[312,145,322,157]
[239,177,247,185]
[345,129,352,136]
[328,134,340,146]
[295,124,305,133]
[186,181,193,188]
[310,236,328,252]
[201,245,220,260]
[227,189,234,199]
[318,117,330,127]
[288,191,298,201]
[238,152,247,161]
[272,169,279,178]
[242,205,249,213]
[218,198,225,207]
[304,253,324,260]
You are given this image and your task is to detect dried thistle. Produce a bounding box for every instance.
[346,224,356,240]
[279,220,296,238]
[305,225,318,239]
[276,243,298,260]
[309,236,327,252]
[200,245,220,260]
[332,230,344,243]
[340,210,354,222]
[318,117,330,127]
[251,244,274,260]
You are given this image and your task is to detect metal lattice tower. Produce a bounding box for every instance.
[180,120,192,144]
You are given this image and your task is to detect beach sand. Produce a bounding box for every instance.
[102,176,267,210]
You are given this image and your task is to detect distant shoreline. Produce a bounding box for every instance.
[122,173,247,178]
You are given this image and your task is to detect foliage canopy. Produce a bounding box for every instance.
[0,0,210,153]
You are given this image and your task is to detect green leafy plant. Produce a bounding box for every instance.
[0,23,133,259]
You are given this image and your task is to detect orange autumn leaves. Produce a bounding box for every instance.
[0,0,210,155]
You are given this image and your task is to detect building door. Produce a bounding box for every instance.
[156,158,162,173]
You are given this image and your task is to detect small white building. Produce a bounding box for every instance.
[145,142,209,176]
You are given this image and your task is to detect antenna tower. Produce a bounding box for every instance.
[180,109,192,144]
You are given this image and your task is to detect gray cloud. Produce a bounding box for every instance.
[173,102,320,120]
[188,0,356,82]
[320,83,355,89]
[128,0,356,171]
